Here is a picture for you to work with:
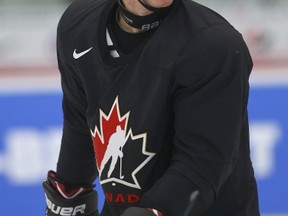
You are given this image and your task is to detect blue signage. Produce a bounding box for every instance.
[249,85,288,214]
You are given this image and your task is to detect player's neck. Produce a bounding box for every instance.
[117,0,174,33]
[117,0,152,33]
[117,10,142,33]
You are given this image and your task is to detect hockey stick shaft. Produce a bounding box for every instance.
[119,146,124,179]
[183,190,199,216]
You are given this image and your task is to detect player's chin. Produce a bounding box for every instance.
[144,0,174,8]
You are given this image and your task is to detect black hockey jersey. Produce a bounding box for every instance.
[55,0,260,215]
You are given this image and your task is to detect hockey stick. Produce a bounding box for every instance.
[183,190,199,216]
[119,146,124,179]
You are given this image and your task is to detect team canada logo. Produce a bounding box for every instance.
[90,96,155,189]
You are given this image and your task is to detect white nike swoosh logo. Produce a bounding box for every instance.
[73,47,93,59]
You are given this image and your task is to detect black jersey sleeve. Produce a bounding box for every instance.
[140,25,253,215]
[55,19,97,186]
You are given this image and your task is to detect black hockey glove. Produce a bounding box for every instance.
[43,170,99,216]
[121,207,162,216]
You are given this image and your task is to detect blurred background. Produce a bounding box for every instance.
[0,0,288,215]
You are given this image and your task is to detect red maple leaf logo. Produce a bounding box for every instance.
[90,97,129,171]
[90,96,155,189]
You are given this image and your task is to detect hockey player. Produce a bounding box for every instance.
[43,0,260,215]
